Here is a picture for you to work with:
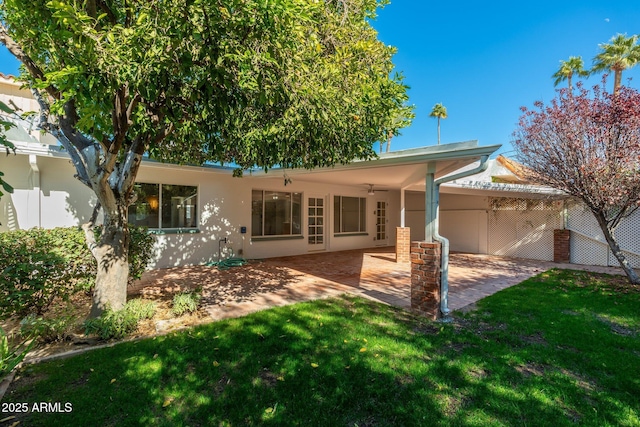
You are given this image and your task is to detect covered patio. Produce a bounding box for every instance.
[132,247,623,326]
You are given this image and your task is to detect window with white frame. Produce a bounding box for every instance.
[334,196,366,233]
[252,190,302,237]
[128,183,198,229]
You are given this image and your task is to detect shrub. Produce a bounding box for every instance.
[123,298,157,320]
[19,314,77,343]
[0,225,155,319]
[172,289,202,316]
[83,299,157,340]
[0,327,33,378]
[127,226,156,282]
[0,227,93,318]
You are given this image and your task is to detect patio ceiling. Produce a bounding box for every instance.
[256,140,502,191]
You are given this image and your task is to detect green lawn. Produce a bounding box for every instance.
[3,269,640,426]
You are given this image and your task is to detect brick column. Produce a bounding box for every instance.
[410,241,442,320]
[554,229,571,263]
[396,227,411,263]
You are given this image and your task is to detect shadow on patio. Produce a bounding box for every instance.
[132,247,624,321]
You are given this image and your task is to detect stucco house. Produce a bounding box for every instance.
[3,72,638,275]
[1,72,502,270]
[5,73,640,319]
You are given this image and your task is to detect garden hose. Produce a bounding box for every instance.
[206,257,248,270]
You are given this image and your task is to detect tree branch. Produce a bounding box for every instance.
[86,0,98,19]
[30,88,94,188]
[81,201,101,258]
[117,136,145,197]
[95,0,118,24]
[0,23,60,100]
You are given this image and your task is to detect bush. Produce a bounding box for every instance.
[0,225,155,319]
[172,289,202,316]
[83,299,157,340]
[0,227,93,318]
[0,327,33,378]
[122,298,157,320]
[19,314,77,343]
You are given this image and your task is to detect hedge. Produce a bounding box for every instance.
[0,226,154,319]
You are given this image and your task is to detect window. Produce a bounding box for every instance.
[252,190,302,237]
[128,183,198,229]
[334,196,366,233]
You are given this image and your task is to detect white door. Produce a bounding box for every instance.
[375,200,389,246]
[308,196,326,251]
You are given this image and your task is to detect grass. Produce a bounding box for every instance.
[3,269,640,426]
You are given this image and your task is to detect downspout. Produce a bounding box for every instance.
[431,155,490,320]
[28,154,42,228]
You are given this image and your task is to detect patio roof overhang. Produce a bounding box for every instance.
[440,181,568,199]
[254,140,502,191]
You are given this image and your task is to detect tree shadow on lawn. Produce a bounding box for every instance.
[5,291,639,426]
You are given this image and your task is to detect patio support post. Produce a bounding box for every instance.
[424,163,437,243]
[396,227,411,263]
[396,187,411,263]
[400,187,406,227]
[433,155,490,320]
[411,156,490,320]
[410,241,441,319]
[411,162,442,319]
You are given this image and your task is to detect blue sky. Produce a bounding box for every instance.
[2,1,640,157]
[372,0,640,156]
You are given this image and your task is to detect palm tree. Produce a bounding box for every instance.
[552,56,588,91]
[591,33,640,93]
[429,103,447,145]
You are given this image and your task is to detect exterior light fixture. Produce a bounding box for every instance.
[147,195,159,211]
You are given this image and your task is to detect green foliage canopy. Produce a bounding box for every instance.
[0,0,410,172]
[0,0,411,315]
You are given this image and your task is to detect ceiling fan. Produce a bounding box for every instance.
[364,184,389,196]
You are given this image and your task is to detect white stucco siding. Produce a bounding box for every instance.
[0,153,98,231]
[402,192,489,253]
[0,153,36,231]
[0,81,38,117]
[439,194,489,253]
[244,177,399,260]
[38,156,98,228]
[134,164,245,268]
[2,151,402,268]
[440,194,488,210]
[0,79,59,146]
[404,191,426,241]
[132,165,401,266]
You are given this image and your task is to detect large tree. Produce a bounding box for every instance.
[591,34,640,94]
[0,0,412,317]
[552,56,588,91]
[513,82,640,284]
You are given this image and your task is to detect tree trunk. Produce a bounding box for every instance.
[85,203,131,318]
[437,118,441,145]
[614,70,622,95]
[594,211,640,284]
